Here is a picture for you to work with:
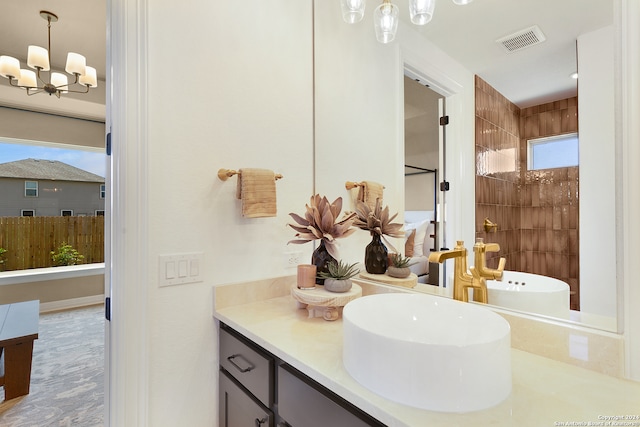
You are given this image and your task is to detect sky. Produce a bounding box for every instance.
[0,141,106,178]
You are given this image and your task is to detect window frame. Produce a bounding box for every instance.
[527,132,579,171]
[25,180,38,197]
[61,210,74,216]
[21,209,35,217]
[100,184,106,199]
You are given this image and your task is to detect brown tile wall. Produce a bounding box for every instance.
[474,76,580,310]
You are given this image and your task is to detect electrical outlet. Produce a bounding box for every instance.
[283,251,303,268]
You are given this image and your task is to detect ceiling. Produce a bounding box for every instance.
[399,0,613,108]
[0,0,613,116]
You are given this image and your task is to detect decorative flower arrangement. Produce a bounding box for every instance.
[353,199,404,251]
[352,199,405,274]
[288,194,357,260]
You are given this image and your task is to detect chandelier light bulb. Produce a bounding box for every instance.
[374,1,399,43]
[0,56,20,79]
[409,0,436,25]
[27,46,50,71]
[341,0,366,24]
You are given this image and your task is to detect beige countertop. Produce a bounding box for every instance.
[213,281,640,427]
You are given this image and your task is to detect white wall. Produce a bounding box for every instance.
[144,2,314,426]
[578,25,616,318]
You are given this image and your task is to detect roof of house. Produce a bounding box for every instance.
[0,158,105,183]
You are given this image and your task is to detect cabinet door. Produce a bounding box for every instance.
[277,365,382,427]
[220,369,273,427]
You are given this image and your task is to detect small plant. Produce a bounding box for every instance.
[390,253,417,268]
[317,260,360,281]
[0,247,7,270]
[51,243,85,266]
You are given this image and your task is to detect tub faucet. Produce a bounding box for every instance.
[472,238,506,281]
[428,241,488,303]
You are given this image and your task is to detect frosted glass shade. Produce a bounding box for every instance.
[65,52,86,75]
[27,46,50,71]
[0,56,20,78]
[18,69,37,88]
[79,66,98,88]
[409,0,436,25]
[374,2,399,44]
[51,72,69,93]
[341,0,366,24]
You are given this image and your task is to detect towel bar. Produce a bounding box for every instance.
[217,168,283,182]
[345,181,385,190]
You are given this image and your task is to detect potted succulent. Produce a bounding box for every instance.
[288,195,357,284]
[352,199,404,274]
[387,253,417,278]
[317,260,360,293]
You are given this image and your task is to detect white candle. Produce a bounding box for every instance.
[79,66,98,88]
[27,46,50,71]
[0,56,20,79]
[65,52,86,75]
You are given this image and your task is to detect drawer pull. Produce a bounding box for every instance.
[255,416,268,426]
[227,353,255,373]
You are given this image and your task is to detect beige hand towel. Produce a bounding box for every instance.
[235,168,277,218]
[357,181,384,210]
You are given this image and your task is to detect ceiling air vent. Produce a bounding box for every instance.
[496,25,546,53]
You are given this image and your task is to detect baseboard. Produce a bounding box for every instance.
[40,294,105,313]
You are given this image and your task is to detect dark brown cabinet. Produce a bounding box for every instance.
[218,323,384,427]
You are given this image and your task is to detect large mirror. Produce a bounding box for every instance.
[314,0,617,332]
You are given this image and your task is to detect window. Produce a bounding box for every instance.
[95,210,105,216]
[61,210,73,216]
[100,184,105,199]
[25,181,38,197]
[21,209,35,216]
[528,133,579,170]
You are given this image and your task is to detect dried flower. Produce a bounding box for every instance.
[352,199,404,251]
[288,194,357,259]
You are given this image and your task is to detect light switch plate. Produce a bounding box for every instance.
[158,252,204,287]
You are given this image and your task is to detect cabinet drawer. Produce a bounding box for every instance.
[219,325,273,407]
[219,369,273,427]
[278,365,383,427]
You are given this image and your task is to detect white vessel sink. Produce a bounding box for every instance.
[342,293,511,413]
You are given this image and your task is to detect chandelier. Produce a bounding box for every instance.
[341,0,473,44]
[0,10,98,98]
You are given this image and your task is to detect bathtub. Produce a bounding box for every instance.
[485,271,571,319]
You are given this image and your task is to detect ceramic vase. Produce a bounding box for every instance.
[312,240,336,285]
[365,233,388,274]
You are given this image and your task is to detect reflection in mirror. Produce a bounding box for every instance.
[314,0,618,333]
[403,76,442,286]
[400,5,616,332]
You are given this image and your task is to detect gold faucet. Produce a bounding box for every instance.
[428,241,489,303]
[483,217,498,233]
[472,238,506,281]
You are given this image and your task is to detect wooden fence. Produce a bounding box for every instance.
[0,216,104,271]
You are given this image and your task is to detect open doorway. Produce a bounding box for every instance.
[403,75,444,286]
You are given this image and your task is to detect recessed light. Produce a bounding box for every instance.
[570,72,579,79]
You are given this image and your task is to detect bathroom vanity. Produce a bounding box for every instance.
[213,277,640,427]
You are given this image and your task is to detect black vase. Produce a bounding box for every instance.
[365,233,388,274]
[312,240,336,285]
